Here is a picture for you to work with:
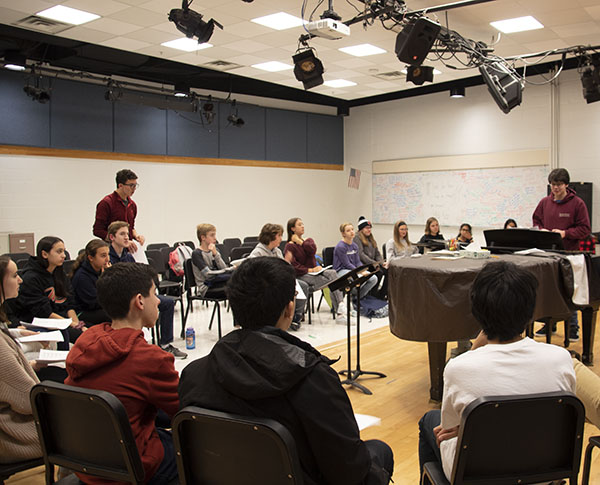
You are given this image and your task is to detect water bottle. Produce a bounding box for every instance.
[185,327,195,350]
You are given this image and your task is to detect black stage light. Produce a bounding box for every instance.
[23,85,50,103]
[293,49,324,90]
[227,113,244,127]
[202,96,215,124]
[168,0,223,44]
[581,64,600,104]
[479,62,523,114]
[406,65,434,85]
[395,17,441,66]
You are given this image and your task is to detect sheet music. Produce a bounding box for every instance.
[305,265,332,276]
[18,330,64,343]
[37,349,70,363]
[355,413,381,431]
[295,280,306,300]
[131,241,148,264]
[26,318,72,330]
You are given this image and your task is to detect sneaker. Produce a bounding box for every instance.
[535,324,557,337]
[162,344,188,359]
[336,313,356,326]
[337,302,347,317]
[568,326,580,342]
[289,322,301,332]
[350,308,357,318]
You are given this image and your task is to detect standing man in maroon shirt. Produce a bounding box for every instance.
[93,169,145,250]
[532,167,591,341]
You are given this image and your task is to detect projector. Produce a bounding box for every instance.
[306,18,350,40]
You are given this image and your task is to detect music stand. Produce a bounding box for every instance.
[484,228,565,253]
[328,263,386,395]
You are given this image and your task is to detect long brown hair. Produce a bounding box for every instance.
[393,221,412,249]
[36,236,69,298]
[0,256,11,323]
[286,217,301,241]
[70,239,109,278]
[358,228,377,248]
[424,217,439,236]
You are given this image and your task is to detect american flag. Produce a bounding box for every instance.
[348,168,361,190]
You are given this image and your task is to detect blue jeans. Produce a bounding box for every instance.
[147,428,178,485]
[337,269,378,300]
[157,295,175,346]
[418,409,442,479]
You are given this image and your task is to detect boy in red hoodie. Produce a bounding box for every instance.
[66,263,179,485]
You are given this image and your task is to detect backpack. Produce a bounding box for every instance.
[168,244,193,277]
[357,295,389,319]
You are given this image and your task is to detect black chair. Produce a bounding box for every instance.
[0,458,44,484]
[422,392,585,485]
[2,252,30,264]
[62,260,75,277]
[16,258,28,270]
[222,238,241,258]
[583,434,600,485]
[30,381,145,485]
[382,242,387,261]
[229,246,252,262]
[216,243,228,264]
[183,259,227,339]
[147,242,169,251]
[243,236,259,244]
[173,240,195,250]
[279,240,288,253]
[173,406,304,485]
[317,246,335,313]
[146,251,185,338]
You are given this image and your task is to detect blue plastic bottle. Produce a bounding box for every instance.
[185,327,195,350]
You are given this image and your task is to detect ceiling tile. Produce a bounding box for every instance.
[0,0,54,14]
[55,25,115,43]
[534,9,593,27]
[62,0,129,17]
[170,52,215,66]
[0,6,34,24]
[221,39,272,54]
[125,27,175,44]
[107,6,166,27]
[331,57,376,69]
[585,6,600,21]
[99,36,151,51]
[85,17,142,35]
[550,21,600,37]
[523,39,570,53]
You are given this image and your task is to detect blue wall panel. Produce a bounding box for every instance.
[50,79,113,151]
[167,109,219,158]
[266,108,307,163]
[0,70,50,147]
[307,113,343,165]
[218,103,266,160]
[114,103,167,155]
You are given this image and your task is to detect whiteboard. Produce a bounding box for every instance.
[372,165,549,227]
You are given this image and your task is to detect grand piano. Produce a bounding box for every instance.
[387,232,599,401]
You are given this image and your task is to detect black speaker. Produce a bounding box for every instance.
[547,182,593,224]
[395,17,441,66]
[479,62,523,114]
[406,65,434,85]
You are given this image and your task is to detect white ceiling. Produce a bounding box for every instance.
[1,0,600,100]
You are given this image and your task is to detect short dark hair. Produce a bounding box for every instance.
[97,263,156,320]
[116,169,137,187]
[258,223,283,245]
[503,218,517,229]
[226,257,295,329]
[548,168,570,185]
[470,261,538,342]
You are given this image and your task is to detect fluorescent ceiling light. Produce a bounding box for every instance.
[339,44,386,57]
[4,64,26,71]
[401,68,442,75]
[490,16,543,34]
[36,5,100,25]
[251,12,305,30]
[161,38,213,52]
[324,79,357,88]
[252,61,293,72]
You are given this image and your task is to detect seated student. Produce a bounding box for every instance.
[178,257,394,485]
[13,236,83,348]
[418,217,445,254]
[417,261,575,482]
[454,223,473,249]
[249,223,309,331]
[0,256,45,464]
[285,217,346,320]
[504,218,517,229]
[386,220,418,261]
[108,221,186,359]
[191,223,234,299]
[334,223,378,305]
[66,263,179,485]
[354,216,387,299]
[71,239,111,326]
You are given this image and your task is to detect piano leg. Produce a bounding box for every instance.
[582,306,597,366]
[428,342,447,402]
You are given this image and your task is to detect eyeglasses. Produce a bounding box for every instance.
[124,183,139,189]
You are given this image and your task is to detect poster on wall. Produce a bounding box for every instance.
[348,168,361,190]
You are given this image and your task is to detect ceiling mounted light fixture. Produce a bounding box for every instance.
[168,0,223,44]
[406,65,434,85]
[450,86,465,98]
[36,5,100,25]
[3,51,26,71]
[202,96,216,124]
[227,100,245,127]
[174,83,190,97]
[580,61,600,104]
[293,48,324,90]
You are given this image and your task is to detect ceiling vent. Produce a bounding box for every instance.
[374,71,405,81]
[202,60,243,71]
[14,15,72,34]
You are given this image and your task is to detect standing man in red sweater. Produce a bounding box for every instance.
[532,167,591,340]
[93,169,145,251]
[66,263,179,485]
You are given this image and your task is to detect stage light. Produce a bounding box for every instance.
[168,0,223,44]
[23,85,50,103]
[479,62,523,114]
[406,65,434,85]
[227,100,244,127]
[3,51,26,71]
[293,49,324,90]
[581,64,600,104]
[202,96,215,124]
[395,17,441,66]
[450,86,465,98]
